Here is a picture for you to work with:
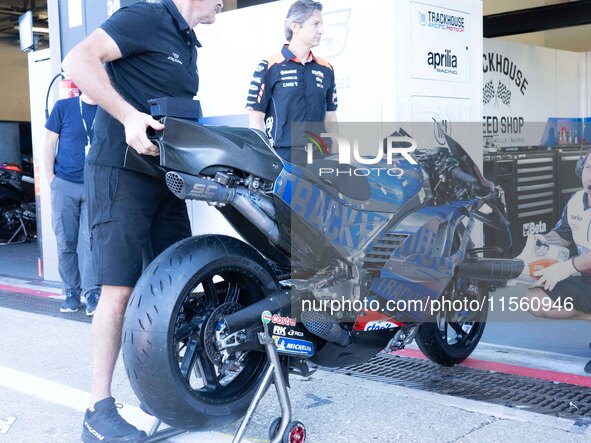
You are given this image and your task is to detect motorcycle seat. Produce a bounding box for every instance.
[206,126,275,156]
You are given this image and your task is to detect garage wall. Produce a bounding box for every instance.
[483,38,584,147]
[0,41,31,122]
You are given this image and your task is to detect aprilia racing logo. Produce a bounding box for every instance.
[419,10,465,32]
[427,49,458,75]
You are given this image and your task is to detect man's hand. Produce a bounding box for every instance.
[533,259,577,291]
[122,111,165,156]
[532,233,547,243]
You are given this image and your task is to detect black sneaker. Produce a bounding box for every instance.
[82,397,147,443]
[85,289,100,317]
[60,288,82,313]
[585,359,591,374]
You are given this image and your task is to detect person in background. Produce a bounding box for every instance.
[526,150,591,374]
[44,92,100,316]
[62,0,223,441]
[246,0,338,164]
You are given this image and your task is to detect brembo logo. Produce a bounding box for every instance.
[305,132,417,178]
[427,49,458,74]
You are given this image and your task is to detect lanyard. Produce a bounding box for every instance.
[79,96,95,154]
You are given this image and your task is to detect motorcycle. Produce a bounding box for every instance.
[121,117,524,440]
[0,163,36,245]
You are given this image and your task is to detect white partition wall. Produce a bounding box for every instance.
[28,48,60,282]
[394,0,483,162]
[190,0,483,236]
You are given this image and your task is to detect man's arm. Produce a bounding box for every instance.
[543,230,572,248]
[573,251,591,272]
[249,110,266,133]
[541,202,574,248]
[61,28,162,156]
[43,130,58,184]
[324,111,338,125]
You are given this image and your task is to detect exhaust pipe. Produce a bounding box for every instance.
[457,258,525,282]
[166,171,235,202]
[166,171,279,243]
[232,191,279,243]
[223,289,292,334]
[301,310,350,347]
[222,290,351,347]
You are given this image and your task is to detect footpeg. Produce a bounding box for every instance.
[289,358,316,377]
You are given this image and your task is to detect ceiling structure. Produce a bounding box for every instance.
[1,0,591,51]
[0,0,49,49]
[0,0,48,46]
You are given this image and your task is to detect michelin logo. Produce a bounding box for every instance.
[274,337,314,356]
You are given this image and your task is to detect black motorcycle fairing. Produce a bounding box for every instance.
[473,196,510,231]
[444,133,495,192]
[124,148,167,180]
[299,159,372,202]
[156,117,283,181]
[272,196,343,271]
[218,204,292,268]
[309,329,397,367]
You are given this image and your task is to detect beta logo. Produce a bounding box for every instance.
[274,337,314,357]
[364,320,398,331]
[522,221,547,237]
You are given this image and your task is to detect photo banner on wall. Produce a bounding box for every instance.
[482,39,581,148]
[482,49,531,147]
[411,2,471,83]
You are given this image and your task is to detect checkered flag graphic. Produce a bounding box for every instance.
[497,81,511,106]
[483,80,495,105]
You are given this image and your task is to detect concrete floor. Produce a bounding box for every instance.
[1,307,589,443]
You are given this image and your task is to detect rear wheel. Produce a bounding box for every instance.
[415,279,488,365]
[122,235,279,430]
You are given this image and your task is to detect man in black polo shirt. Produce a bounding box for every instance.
[62,0,223,441]
[246,0,338,163]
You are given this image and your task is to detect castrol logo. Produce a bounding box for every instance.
[272,314,296,327]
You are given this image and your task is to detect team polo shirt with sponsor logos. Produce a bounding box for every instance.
[553,190,591,276]
[246,45,338,148]
[89,0,200,168]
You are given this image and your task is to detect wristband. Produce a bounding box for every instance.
[572,258,581,273]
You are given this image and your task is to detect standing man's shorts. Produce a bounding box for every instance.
[86,164,192,287]
[547,274,591,314]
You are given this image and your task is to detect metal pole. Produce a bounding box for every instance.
[232,363,275,443]
[262,330,292,443]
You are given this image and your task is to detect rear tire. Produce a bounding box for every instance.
[122,235,279,430]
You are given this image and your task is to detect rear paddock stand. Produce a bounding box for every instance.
[232,323,306,443]
[144,323,306,443]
